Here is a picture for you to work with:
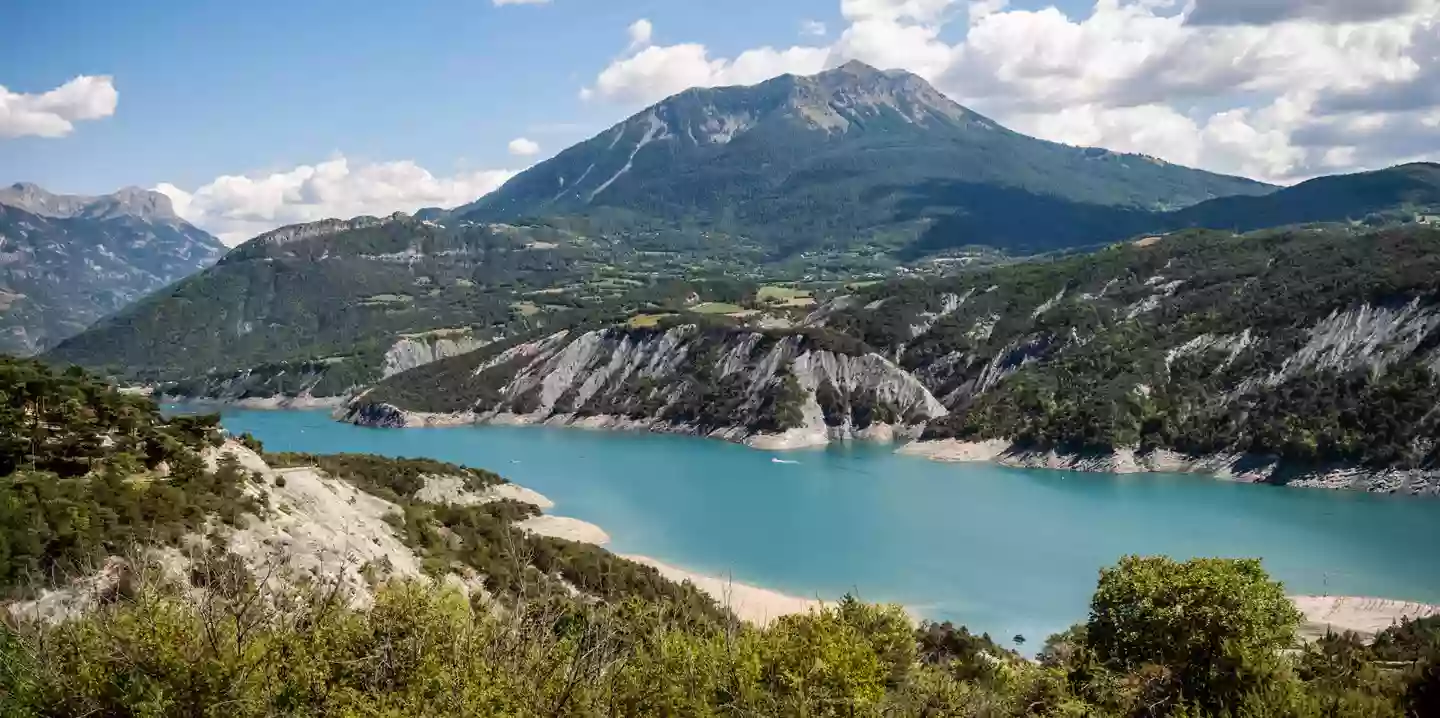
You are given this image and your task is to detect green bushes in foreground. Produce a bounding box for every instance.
[2,556,1437,717]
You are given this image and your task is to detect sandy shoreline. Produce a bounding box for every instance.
[211,414,1440,638]
[624,555,829,625]
[1291,595,1440,640]
[496,482,1440,640]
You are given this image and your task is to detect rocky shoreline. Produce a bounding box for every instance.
[161,393,350,411]
[340,400,923,451]
[321,400,1440,496]
[898,439,1440,496]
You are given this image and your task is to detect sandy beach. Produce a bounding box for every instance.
[1291,595,1440,640]
[624,554,829,625]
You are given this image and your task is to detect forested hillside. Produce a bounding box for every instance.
[42,214,607,392]
[0,356,717,612]
[355,223,1440,485]
[1166,162,1440,234]
[822,224,1440,486]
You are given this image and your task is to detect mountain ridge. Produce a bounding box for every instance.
[0,182,190,225]
[0,183,226,355]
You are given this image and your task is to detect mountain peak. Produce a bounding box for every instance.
[825,59,886,78]
[0,182,182,224]
[456,61,1273,248]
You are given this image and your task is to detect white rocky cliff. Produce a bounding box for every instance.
[347,325,948,450]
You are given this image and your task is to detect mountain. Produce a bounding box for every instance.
[41,212,691,392]
[832,224,1440,492]
[361,224,1440,493]
[900,162,1440,258]
[457,61,1274,257]
[0,183,226,355]
[1166,161,1440,232]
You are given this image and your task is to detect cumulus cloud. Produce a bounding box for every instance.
[627,18,654,50]
[582,26,829,105]
[967,0,1009,23]
[508,137,541,156]
[0,75,118,139]
[156,157,516,245]
[580,0,1440,183]
[1186,0,1432,27]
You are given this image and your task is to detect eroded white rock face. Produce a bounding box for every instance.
[217,444,426,608]
[1271,301,1440,383]
[354,325,950,450]
[383,332,491,378]
[415,475,554,510]
[493,328,946,448]
[5,442,603,624]
[1164,330,1254,373]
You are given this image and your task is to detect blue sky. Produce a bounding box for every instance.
[2,0,849,192]
[4,0,1436,243]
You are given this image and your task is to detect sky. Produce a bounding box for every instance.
[3,0,1438,245]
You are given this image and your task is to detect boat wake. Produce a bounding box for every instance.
[771,458,800,465]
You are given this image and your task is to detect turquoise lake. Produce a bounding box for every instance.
[216,409,1440,645]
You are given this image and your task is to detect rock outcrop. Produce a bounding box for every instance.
[382,331,493,378]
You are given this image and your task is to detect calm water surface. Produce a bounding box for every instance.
[214,409,1440,644]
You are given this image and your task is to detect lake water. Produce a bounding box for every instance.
[216,409,1440,645]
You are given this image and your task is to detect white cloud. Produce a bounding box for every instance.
[579,0,1440,183]
[508,137,541,156]
[840,0,958,24]
[628,18,654,50]
[801,19,829,37]
[967,0,1009,23]
[1186,0,1433,26]
[583,29,829,105]
[0,75,118,139]
[156,157,516,245]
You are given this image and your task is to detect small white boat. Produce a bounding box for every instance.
[771,458,800,465]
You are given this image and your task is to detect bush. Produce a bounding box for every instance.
[1084,556,1303,715]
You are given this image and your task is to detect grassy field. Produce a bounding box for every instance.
[757,285,809,301]
[690,302,745,315]
[626,313,673,328]
[757,285,816,308]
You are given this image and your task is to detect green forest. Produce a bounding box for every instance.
[825,224,1440,477]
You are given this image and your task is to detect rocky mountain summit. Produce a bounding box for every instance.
[0,183,225,355]
[458,61,1273,257]
[0,182,191,225]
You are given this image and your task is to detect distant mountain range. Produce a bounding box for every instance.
[458,61,1275,257]
[0,183,226,355]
